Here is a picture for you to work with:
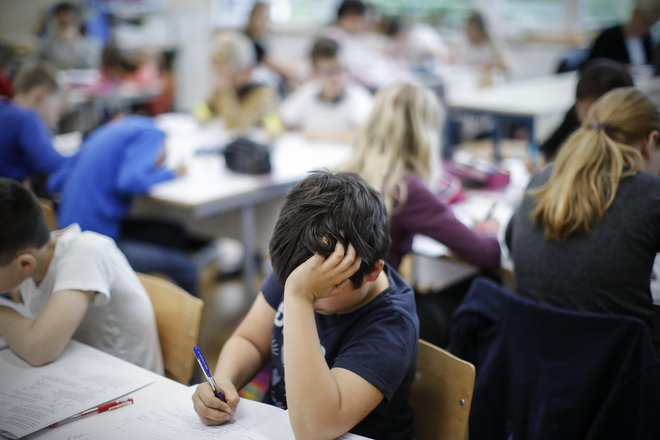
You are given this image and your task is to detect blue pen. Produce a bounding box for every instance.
[193,345,226,402]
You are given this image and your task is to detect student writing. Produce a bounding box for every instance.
[192,170,419,440]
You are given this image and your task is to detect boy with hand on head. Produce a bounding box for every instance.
[279,37,372,143]
[192,170,419,440]
[0,178,163,372]
[0,63,64,183]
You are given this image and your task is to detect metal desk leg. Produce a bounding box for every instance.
[241,205,258,301]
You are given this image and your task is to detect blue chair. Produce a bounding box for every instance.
[450,277,660,440]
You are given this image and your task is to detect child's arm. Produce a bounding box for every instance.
[192,293,274,426]
[282,243,384,440]
[116,129,177,194]
[20,112,65,175]
[0,290,94,366]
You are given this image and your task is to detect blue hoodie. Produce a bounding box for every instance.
[50,116,175,239]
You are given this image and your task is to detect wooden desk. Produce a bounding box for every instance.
[446,72,576,159]
[132,114,351,299]
[445,71,660,159]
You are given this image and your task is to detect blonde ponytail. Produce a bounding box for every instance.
[531,87,658,240]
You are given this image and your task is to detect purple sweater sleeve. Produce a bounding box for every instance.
[397,175,501,270]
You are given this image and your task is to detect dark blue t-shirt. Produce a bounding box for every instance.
[0,100,64,181]
[261,264,419,440]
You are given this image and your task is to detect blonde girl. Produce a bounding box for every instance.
[508,87,660,340]
[344,83,501,272]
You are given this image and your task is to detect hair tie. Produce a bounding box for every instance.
[590,122,607,132]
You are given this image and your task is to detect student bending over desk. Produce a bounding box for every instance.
[192,170,419,440]
[507,87,660,349]
[0,179,163,372]
[0,63,65,190]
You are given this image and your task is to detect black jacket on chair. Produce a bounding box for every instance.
[449,277,660,440]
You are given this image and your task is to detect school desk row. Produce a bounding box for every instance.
[0,339,366,439]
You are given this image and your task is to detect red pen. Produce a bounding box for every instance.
[48,398,134,429]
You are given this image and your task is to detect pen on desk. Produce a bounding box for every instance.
[193,345,226,402]
[484,201,498,221]
[48,398,133,429]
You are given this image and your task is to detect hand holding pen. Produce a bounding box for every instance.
[191,346,238,426]
[474,201,500,237]
[193,345,225,402]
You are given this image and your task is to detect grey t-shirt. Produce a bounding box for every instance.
[508,167,660,328]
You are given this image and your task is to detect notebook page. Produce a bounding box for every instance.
[0,341,155,439]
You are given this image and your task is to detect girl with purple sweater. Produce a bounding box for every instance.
[344,83,501,272]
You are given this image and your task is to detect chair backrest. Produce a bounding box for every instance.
[39,198,58,231]
[137,273,203,384]
[410,339,476,440]
[450,277,660,440]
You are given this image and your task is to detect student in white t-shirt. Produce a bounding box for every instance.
[0,179,163,373]
[279,37,372,143]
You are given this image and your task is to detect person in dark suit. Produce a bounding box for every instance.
[587,0,659,66]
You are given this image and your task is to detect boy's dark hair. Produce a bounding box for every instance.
[576,58,633,101]
[310,37,340,67]
[0,179,50,266]
[12,63,59,96]
[54,2,78,16]
[269,170,390,288]
[336,0,367,21]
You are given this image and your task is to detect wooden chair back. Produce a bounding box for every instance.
[137,273,203,384]
[39,198,58,230]
[410,339,476,440]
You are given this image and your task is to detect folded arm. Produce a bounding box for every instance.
[0,289,93,366]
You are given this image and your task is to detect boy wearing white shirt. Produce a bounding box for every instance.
[0,179,163,373]
[279,37,372,143]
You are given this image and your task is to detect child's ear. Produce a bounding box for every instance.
[364,260,385,282]
[31,84,49,106]
[16,252,38,277]
[641,130,659,161]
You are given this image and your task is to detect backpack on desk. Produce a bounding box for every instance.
[223,137,272,175]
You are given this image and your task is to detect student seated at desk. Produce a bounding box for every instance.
[32,2,101,70]
[344,83,500,347]
[538,58,633,165]
[344,83,501,271]
[507,87,660,348]
[192,170,419,440]
[48,116,199,295]
[195,31,276,134]
[279,37,372,143]
[0,179,163,372]
[585,0,659,68]
[0,63,65,186]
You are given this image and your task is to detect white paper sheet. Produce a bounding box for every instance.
[0,341,156,439]
[62,387,369,440]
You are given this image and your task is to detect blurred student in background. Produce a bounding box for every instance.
[452,10,509,78]
[0,63,64,191]
[586,0,660,68]
[344,83,501,346]
[244,2,302,93]
[49,116,199,295]
[279,37,372,143]
[507,87,660,348]
[537,59,633,165]
[195,31,276,134]
[33,2,101,70]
